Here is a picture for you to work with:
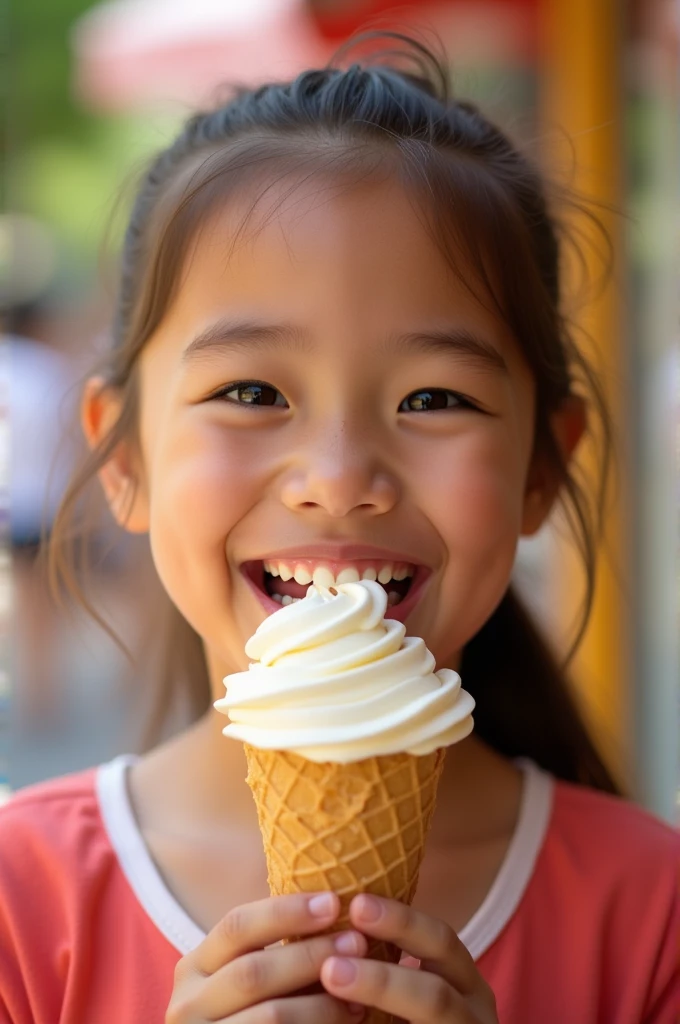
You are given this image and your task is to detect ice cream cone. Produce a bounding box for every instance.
[217,583,473,1024]
[244,743,446,1024]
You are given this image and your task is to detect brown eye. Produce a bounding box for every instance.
[400,389,466,412]
[219,382,288,407]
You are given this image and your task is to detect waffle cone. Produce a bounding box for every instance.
[244,744,446,1024]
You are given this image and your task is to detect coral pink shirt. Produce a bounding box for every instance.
[0,757,678,1023]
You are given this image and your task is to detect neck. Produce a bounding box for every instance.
[130,710,258,838]
[131,705,521,850]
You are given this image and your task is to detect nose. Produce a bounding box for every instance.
[279,423,400,518]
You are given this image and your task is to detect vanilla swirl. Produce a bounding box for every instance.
[215,580,475,763]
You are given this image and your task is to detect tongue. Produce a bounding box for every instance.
[268,578,309,599]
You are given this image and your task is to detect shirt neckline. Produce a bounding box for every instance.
[96,753,553,960]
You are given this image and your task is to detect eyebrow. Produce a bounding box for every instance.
[182,317,312,362]
[182,316,508,373]
[383,327,508,374]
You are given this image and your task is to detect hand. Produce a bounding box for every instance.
[320,895,499,1024]
[166,891,368,1023]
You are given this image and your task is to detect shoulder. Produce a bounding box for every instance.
[548,777,680,871]
[0,767,103,853]
[0,763,180,1022]
[512,769,680,944]
[541,778,680,916]
[0,765,120,906]
[534,779,680,1020]
[494,774,679,1021]
[2,765,99,811]
[537,777,679,958]
[0,769,110,1018]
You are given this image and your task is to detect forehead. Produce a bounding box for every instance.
[180,179,478,308]
[154,174,524,371]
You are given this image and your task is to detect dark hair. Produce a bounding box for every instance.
[48,33,620,793]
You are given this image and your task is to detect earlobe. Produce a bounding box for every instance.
[81,377,150,534]
[520,483,553,537]
[552,394,587,465]
[520,394,587,537]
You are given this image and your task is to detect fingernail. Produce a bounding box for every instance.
[334,932,360,955]
[355,894,381,923]
[327,957,357,986]
[308,893,335,918]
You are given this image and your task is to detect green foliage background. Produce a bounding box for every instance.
[7,0,173,294]
[11,0,94,146]
[6,0,537,301]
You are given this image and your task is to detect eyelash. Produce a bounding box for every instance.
[209,381,480,413]
[211,380,288,407]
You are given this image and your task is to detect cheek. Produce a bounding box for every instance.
[153,423,264,532]
[426,432,527,548]
[417,433,527,662]
[144,423,266,608]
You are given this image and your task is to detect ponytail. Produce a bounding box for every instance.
[461,588,622,794]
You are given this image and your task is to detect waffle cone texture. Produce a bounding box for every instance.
[243,744,447,1024]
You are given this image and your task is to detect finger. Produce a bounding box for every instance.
[199,930,368,1019]
[187,892,341,975]
[217,992,366,1023]
[349,895,478,995]
[321,957,476,1024]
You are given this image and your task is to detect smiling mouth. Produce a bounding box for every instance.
[243,558,417,608]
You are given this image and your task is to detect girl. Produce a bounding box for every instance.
[1,34,678,1024]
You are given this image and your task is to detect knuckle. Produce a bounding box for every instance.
[164,995,194,1024]
[270,895,292,928]
[371,961,391,998]
[302,937,324,971]
[258,1001,285,1024]
[436,919,459,957]
[220,906,246,945]
[392,900,412,932]
[172,956,189,984]
[480,978,498,1011]
[328,995,358,1022]
[166,965,199,1024]
[231,953,265,998]
[164,1005,179,1024]
[421,977,454,1018]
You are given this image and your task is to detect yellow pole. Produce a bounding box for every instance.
[538,0,630,781]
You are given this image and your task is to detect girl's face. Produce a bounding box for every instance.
[108,178,563,690]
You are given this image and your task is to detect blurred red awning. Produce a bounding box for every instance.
[309,0,538,52]
[72,0,539,113]
[72,0,332,112]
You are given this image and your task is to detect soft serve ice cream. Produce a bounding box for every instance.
[215,579,474,763]
[218,579,474,994]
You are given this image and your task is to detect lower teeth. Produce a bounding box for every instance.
[271,589,399,607]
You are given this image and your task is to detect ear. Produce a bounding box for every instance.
[81,376,150,534]
[521,394,587,536]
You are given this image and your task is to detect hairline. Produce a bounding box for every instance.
[131,130,525,360]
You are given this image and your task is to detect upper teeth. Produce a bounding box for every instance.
[263,561,414,589]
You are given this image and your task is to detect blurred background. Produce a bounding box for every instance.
[2,0,678,822]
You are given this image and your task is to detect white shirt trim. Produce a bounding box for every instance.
[96,754,205,954]
[96,754,554,959]
[458,758,553,959]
